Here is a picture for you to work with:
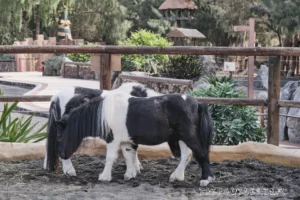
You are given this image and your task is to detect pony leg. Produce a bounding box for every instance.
[99,141,120,181]
[169,140,192,182]
[199,155,214,186]
[131,144,143,173]
[43,153,47,170]
[121,143,138,180]
[134,151,143,173]
[184,139,213,187]
[61,158,76,176]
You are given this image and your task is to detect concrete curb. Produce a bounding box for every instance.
[1,141,300,168]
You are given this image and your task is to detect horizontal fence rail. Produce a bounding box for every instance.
[195,97,267,106]
[3,45,300,56]
[0,96,52,102]
[278,100,300,108]
[0,96,267,105]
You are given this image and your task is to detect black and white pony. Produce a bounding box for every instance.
[44,82,161,176]
[56,91,214,186]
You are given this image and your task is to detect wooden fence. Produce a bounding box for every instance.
[1,45,300,146]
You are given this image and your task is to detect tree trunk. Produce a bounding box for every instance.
[35,4,40,39]
[22,11,28,39]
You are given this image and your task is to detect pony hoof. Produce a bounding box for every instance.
[124,170,137,180]
[199,176,214,187]
[99,174,112,182]
[63,168,77,176]
[169,172,184,182]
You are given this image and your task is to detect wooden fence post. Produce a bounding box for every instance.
[260,105,265,128]
[100,54,111,90]
[267,56,280,146]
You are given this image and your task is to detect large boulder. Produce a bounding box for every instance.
[254,65,268,90]
[286,86,300,143]
[256,91,268,100]
[199,55,218,76]
[279,81,299,141]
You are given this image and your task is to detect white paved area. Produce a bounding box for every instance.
[0,72,99,111]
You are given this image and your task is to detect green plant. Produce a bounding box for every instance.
[160,55,203,81]
[0,102,47,143]
[44,56,64,76]
[118,29,173,74]
[67,43,93,62]
[0,54,14,60]
[189,82,265,145]
[204,74,236,87]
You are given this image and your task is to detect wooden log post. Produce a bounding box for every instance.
[267,56,281,146]
[233,18,255,99]
[260,105,265,128]
[100,54,111,90]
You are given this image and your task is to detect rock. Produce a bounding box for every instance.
[256,91,268,99]
[199,55,218,76]
[279,81,299,141]
[255,65,268,90]
[235,86,248,96]
[286,86,300,143]
[193,77,211,89]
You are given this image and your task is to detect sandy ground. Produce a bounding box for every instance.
[0,155,299,200]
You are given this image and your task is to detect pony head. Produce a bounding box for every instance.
[56,96,106,160]
[56,115,71,160]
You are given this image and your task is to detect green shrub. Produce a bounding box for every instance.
[44,56,64,76]
[67,43,93,62]
[118,29,173,74]
[204,74,236,87]
[160,55,203,81]
[0,54,14,60]
[0,102,47,143]
[189,81,265,145]
[67,53,90,62]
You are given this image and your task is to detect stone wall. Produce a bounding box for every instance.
[113,74,193,94]
[0,61,16,72]
[62,63,99,80]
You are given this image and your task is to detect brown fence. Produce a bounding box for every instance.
[1,45,299,146]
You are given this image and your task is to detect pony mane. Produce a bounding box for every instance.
[60,96,112,154]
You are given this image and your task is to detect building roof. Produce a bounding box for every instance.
[159,0,198,10]
[167,28,206,39]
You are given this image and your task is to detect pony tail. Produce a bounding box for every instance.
[197,103,214,152]
[46,99,61,172]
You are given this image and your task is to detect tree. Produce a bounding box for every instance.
[251,0,300,76]
[120,0,172,36]
[0,0,75,44]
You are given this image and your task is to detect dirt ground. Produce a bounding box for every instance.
[0,155,299,200]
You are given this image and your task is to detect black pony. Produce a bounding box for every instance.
[57,92,214,186]
[44,83,161,176]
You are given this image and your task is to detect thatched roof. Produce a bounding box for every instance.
[167,28,206,39]
[159,0,198,10]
